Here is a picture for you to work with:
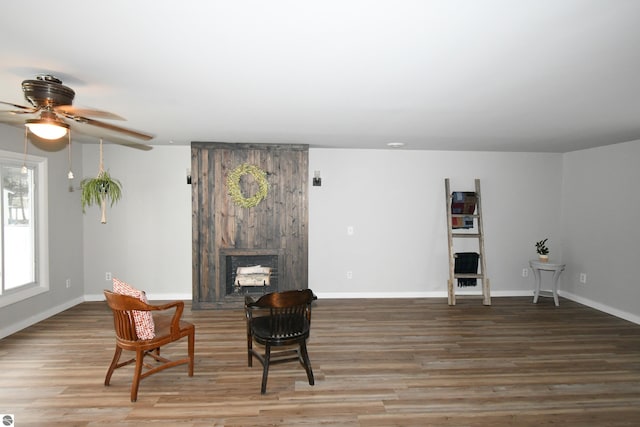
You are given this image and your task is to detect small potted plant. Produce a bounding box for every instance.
[535,238,549,262]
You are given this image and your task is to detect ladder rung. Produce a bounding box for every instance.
[449,193,478,199]
[454,253,483,259]
[454,273,484,279]
[452,233,481,238]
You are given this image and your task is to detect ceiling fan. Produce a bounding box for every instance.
[0,74,154,150]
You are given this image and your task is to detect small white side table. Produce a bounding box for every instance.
[530,259,565,307]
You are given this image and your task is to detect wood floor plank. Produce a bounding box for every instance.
[1,296,639,426]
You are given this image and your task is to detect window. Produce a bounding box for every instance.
[0,150,49,308]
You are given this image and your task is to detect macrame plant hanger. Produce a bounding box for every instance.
[98,138,107,224]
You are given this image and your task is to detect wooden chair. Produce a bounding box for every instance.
[103,290,195,402]
[245,289,316,394]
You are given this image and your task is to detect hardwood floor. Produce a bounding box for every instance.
[1,296,639,426]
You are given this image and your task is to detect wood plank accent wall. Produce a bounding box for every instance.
[191,142,309,309]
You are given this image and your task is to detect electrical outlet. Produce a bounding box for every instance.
[347,226,354,236]
[105,272,112,281]
[346,271,353,279]
[522,268,529,277]
[579,273,587,284]
[66,279,71,288]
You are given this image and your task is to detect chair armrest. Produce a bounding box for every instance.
[245,296,257,323]
[147,300,185,338]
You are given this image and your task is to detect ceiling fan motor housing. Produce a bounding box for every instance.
[22,75,75,109]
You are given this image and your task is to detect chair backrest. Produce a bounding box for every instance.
[249,289,316,338]
[104,290,149,341]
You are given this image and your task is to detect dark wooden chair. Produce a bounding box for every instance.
[245,289,317,394]
[103,290,195,402]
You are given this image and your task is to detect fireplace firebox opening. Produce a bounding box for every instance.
[221,251,280,298]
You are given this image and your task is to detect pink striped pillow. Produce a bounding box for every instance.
[112,278,156,340]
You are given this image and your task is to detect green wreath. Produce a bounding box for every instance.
[226,163,269,208]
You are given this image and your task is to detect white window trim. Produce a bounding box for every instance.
[0,149,49,308]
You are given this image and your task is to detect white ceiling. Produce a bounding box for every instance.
[1,0,640,152]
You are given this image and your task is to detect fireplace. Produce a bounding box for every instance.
[191,143,308,309]
[219,248,283,301]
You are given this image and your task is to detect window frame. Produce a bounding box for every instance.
[0,149,49,308]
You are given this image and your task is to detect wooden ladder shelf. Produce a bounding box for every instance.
[445,178,491,306]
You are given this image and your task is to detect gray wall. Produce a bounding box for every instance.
[560,140,640,322]
[308,149,564,296]
[79,145,566,302]
[81,144,192,299]
[1,122,639,338]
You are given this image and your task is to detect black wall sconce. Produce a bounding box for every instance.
[186,168,192,185]
[313,170,322,186]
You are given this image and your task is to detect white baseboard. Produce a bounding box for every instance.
[90,291,530,301]
[84,293,192,302]
[316,290,533,299]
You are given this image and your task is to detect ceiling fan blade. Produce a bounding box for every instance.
[71,116,154,141]
[0,100,37,113]
[0,114,26,126]
[0,109,35,115]
[101,136,153,151]
[55,105,126,120]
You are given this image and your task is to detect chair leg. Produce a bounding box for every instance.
[104,346,122,386]
[247,335,253,367]
[130,348,145,402]
[299,340,314,386]
[188,330,195,377]
[261,344,271,394]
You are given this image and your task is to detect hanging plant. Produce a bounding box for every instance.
[226,163,269,208]
[80,139,122,224]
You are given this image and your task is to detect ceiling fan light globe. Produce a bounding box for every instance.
[25,120,69,140]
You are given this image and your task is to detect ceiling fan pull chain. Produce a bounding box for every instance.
[22,127,29,174]
[67,131,74,180]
